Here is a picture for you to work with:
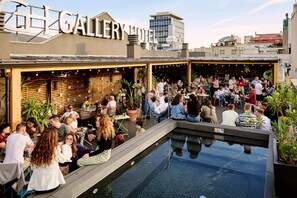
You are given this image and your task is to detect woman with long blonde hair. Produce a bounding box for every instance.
[28,127,71,192]
[77,114,115,166]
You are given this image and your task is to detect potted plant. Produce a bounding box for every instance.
[115,79,142,121]
[22,97,54,130]
[267,85,297,198]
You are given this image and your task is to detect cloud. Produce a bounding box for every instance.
[208,16,239,28]
[248,0,292,14]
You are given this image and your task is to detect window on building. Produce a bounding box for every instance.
[220,50,225,55]
[231,50,236,55]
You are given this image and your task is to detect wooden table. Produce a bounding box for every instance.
[77,107,96,120]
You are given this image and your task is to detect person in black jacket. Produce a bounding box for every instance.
[77,114,115,166]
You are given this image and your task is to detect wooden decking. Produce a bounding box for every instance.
[125,105,245,140]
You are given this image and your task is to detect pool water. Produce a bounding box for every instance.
[83,132,268,198]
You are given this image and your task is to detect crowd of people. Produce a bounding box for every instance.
[145,75,276,132]
[0,74,277,194]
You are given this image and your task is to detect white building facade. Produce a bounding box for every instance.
[149,12,184,50]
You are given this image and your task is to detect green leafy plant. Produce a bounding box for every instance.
[244,65,250,73]
[267,85,297,165]
[263,69,273,83]
[115,79,142,110]
[22,97,54,130]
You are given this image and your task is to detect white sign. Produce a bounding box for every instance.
[0,0,157,43]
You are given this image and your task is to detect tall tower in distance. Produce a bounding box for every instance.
[149,12,184,50]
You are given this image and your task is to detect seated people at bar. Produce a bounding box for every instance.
[26,117,43,139]
[106,95,117,117]
[60,133,93,174]
[28,127,72,193]
[189,86,197,95]
[3,123,34,164]
[77,114,116,166]
[231,86,243,105]
[186,94,201,122]
[157,106,170,123]
[221,104,238,126]
[170,93,186,120]
[222,85,231,103]
[50,115,70,144]
[263,81,275,97]
[238,103,257,128]
[176,80,183,92]
[154,96,169,115]
[0,124,11,161]
[255,108,272,131]
[215,86,228,106]
[60,105,79,122]
[64,114,78,134]
[135,120,145,136]
[82,96,93,109]
[261,102,277,123]
[158,91,168,106]
[197,86,206,94]
[201,100,218,124]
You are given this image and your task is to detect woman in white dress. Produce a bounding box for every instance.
[28,127,72,193]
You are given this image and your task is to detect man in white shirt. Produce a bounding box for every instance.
[228,76,236,91]
[255,80,263,102]
[221,104,238,126]
[60,105,80,122]
[157,79,166,96]
[3,123,34,164]
[155,97,169,114]
[255,108,272,132]
[158,91,168,106]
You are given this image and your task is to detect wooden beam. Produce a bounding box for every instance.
[147,63,152,92]
[187,62,191,88]
[10,68,22,128]
[191,61,273,65]
[150,62,188,66]
[274,63,278,86]
[20,64,147,72]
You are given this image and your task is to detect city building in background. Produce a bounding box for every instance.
[149,12,184,51]
[210,35,243,57]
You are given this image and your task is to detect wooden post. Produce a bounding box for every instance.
[10,68,22,128]
[274,63,278,86]
[187,62,192,88]
[147,63,152,92]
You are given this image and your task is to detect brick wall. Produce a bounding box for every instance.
[22,73,122,115]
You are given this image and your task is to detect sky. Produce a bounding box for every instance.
[1,0,295,48]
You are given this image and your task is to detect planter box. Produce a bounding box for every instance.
[273,140,297,198]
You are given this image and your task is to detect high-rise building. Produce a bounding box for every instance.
[149,12,184,50]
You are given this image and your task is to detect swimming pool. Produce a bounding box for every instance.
[80,131,268,198]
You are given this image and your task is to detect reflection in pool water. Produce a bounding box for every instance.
[82,132,268,198]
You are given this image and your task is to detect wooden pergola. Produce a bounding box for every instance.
[0,56,279,128]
